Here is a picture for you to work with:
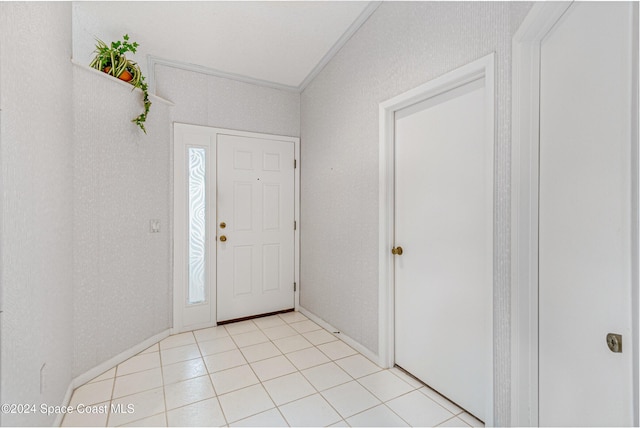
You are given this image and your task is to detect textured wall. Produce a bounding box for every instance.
[300,2,532,425]
[155,65,300,137]
[0,3,74,426]
[71,13,299,378]
[72,65,173,376]
[72,3,152,78]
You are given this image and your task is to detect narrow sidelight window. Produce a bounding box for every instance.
[188,147,206,304]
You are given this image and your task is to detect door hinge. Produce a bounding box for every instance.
[294,159,297,169]
[294,220,297,230]
[294,282,297,292]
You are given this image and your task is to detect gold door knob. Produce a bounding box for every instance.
[219,235,227,242]
[219,222,226,229]
[391,246,403,255]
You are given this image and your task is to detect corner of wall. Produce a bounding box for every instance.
[0,2,75,425]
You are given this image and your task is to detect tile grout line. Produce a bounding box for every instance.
[105,361,120,427]
[159,336,171,427]
[270,316,456,426]
[76,313,474,428]
[261,332,330,427]
[161,331,227,426]
[434,413,472,428]
[206,317,299,425]
[258,316,356,426]
[199,333,231,427]
[218,318,370,424]
[219,319,278,426]
[117,411,166,427]
[261,313,342,427]
[110,348,165,427]
[343,371,414,426]
[347,368,415,426]
[387,368,473,421]
[235,345,288,426]
[226,317,293,426]
[213,314,317,425]
[388,388,457,427]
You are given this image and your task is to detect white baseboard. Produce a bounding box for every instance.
[297,307,382,366]
[73,329,171,388]
[53,382,75,427]
[56,329,171,426]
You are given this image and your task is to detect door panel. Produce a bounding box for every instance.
[217,134,295,322]
[394,77,491,420]
[538,3,634,426]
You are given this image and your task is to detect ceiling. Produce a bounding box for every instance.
[73,1,379,91]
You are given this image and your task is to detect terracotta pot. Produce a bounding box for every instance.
[102,66,133,82]
[118,70,133,82]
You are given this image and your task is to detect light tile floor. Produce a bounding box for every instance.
[62,312,485,427]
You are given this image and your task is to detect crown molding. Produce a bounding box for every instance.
[297,1,381,91]
[147,1,381,95]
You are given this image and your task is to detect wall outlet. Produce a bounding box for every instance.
[150,219,161,233]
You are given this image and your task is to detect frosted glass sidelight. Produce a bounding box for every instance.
[188,147,206,304]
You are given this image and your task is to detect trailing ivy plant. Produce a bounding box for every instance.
[89,34,152,133]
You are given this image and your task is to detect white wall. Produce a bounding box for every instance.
[72,66,173,376]
[72,60,298,376]
[0,3,538,425]
[0,3,74,425]
[71,3,300,379]
[155,65,300,137]
[0,3,175,420]
[300,2,532,424]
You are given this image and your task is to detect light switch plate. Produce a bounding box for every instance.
[150,219,161,233]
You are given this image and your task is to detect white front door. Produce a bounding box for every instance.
[216,134,295,322]
[394,73,493,420]
[538,3,635,425]
[173,124,299,332]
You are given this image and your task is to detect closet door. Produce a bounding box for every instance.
[394,76,492,421]
[538,3,635,425]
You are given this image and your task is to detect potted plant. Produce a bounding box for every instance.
[89,34,152,133]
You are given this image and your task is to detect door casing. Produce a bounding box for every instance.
[173,123,300,333]
[378,53,495,425]
[510,2,640,426]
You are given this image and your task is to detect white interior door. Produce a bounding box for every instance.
[394,76,492,421]
[216,134,295,322]
[538,3,635,426]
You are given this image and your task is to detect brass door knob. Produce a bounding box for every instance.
[391,246,403,255]
[219,222,226,229]
[219,235,227,242]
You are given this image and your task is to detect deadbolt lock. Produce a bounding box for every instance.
[391,246,403,255]
[219,235,227,242]
[220,222,226,229]
[606,333,622,353]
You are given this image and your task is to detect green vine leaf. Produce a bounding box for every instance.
[89,34,151,133]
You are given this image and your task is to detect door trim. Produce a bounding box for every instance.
[173,123,301,333]
[378,53,495,425]
[510,3,640,426]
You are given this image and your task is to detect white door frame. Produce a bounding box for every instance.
[510,3,640,426]
[378,53,495,425]
[173,123,301,333]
